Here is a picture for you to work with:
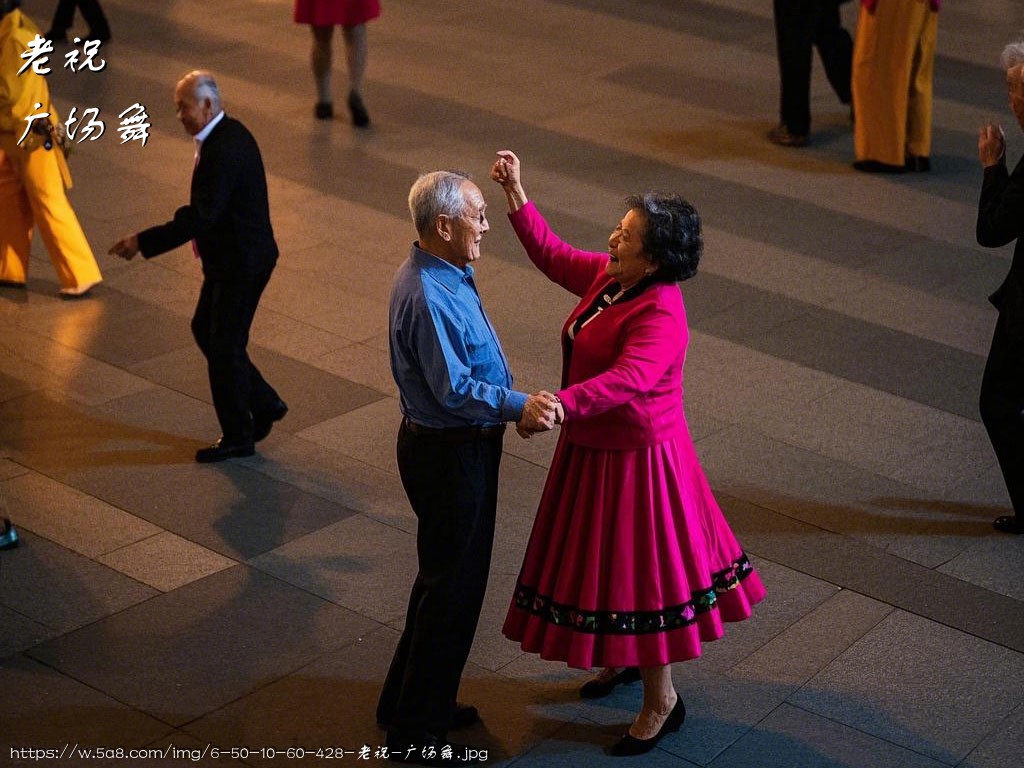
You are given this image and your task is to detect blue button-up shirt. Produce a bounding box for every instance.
[389,244,527,428]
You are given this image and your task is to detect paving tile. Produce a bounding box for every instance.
[505,719,700,767]
[937,537,1024,602]
[0,530,158,633]
[182,623,399,765]
[250,513,418,625]
[0,331,154,407]
[730,589,892,690]
[315,341,400,398]
[959,703,1024,768]
[0,655,173,764]
[707,703,947,768]
[56,458,360,561]
[3,471,163,558]
[0,605,56,660]
[297,397,401,475]
[791,610,1024,764]
[97,531,237,593]
[0,390,200,479]
[27,565,379,727]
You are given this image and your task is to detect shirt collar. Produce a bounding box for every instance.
[194,110,226,147]
[411,242,474,293]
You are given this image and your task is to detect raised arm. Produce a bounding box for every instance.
[492,150,607,297]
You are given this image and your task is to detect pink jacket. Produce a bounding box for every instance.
[509,202,689,450]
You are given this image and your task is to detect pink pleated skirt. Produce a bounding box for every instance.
[294,0,381,27]
[503,432,766,669]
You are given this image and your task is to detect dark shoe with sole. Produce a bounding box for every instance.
[385,731,483,765]
[993,515,1024,534]
[853,159,905,174]
[607,697,686,757]
[315,101,334,120]
[580,666,641,699]
[195,437,255,463]
[253,399,288,442]
[348,90,370,128]
[905,155,931,173]
[0,518,20,551]
[767,123,808,147]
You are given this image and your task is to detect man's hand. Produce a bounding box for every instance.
[517,390,559,438]
[109,234,140,260]
[979,122,1006,168]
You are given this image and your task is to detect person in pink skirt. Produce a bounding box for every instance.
[293,0,380,125]
[491,150,766,757]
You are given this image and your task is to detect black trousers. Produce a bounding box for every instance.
[773,0,852,135]
[377,421,504,738]
[980,312,1024,517]
[191,270,279,442]
[50,0,111,38]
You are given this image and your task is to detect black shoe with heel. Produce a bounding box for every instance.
[607,697,686,757]
[579,667,641,699]
[348,91,370,128]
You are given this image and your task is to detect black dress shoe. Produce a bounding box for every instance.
[993,515,1024,534]
[905,155,931,173]
[580,667,641,699]
[607,697,686,757]
[377,701,480,731]
[0,518,20,551]
[253,399,288,442]
[853,159,905,174]
[195,437,255,463]
[385,731,483,765]
[348,90,370,128]
[314,101,334,120]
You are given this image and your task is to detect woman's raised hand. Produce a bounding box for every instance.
[491,150,528,212]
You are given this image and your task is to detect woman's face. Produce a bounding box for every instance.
[607,208,654,288]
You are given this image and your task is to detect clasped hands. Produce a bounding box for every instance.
[517,391,563,439]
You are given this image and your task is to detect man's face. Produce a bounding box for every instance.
[1008,65,1024,132]
[174,79,213,136]
[445,181,489,269]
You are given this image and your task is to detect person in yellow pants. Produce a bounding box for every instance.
[0,0,101,296]
[852,0,939,174]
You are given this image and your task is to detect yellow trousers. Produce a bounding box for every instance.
[0,134,101,291]
[852,0,938,166]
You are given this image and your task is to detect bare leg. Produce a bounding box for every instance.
[342,24,368,95]
[342,24,370,126]
[311,25,333,105]
[629,665,677,739]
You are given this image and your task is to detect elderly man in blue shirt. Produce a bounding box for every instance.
[378,170,557,765]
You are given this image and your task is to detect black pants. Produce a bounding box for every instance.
[50,0,111,38]
[191,270,279,442]
[377,421,504,738]
[773,0,852,136]
[980,313,1024,517]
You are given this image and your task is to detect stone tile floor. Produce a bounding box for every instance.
[2,1,1023,766]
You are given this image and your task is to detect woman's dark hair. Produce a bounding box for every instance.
[625,193,703,282]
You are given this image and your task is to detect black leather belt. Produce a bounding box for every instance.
[402,417,505,442]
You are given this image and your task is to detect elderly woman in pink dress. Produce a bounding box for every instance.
[491,151,766,757]
[293,0,380,125]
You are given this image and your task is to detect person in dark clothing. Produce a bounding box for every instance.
[769,0,853,147]
[109,71,287,463]
[976,40,1024,534]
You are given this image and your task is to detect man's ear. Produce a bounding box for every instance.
[436,214,453,242]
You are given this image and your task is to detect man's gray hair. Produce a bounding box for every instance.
[1001,40,1024,70]
[183,70,222,111]
[408,170,471,236]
